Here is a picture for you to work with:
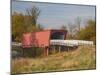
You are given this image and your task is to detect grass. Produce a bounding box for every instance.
[11,45,96,74]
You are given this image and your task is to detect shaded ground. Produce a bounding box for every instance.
[11,45,96,74]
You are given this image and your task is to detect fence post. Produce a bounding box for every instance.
[54,45,56,53]
[44,47,49,56]
[59,45,61,53]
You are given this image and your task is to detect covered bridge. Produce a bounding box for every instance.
[22,29,67,56]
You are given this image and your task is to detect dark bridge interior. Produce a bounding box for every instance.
[51,32,65,40]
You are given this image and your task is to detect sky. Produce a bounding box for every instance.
[12,1,96,29]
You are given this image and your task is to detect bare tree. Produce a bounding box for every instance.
[75,17,81,32]
[26,6,40,26]
[68,23,76,34]
[60,25,67,30]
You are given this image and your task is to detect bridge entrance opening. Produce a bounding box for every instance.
[50,32,65,40]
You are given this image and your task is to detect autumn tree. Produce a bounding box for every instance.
[12,6,42,42]
[12,12,25,42]
[78,19,96,44]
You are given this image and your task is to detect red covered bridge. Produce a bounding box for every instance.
[22,29,67,56]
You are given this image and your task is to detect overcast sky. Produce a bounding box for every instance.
[12,1,96,29]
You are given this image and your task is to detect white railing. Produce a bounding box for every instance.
[50,40,93,46]
[12,42,22,46]
[12,40,94,47]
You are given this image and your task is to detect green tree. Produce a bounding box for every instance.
[78,19,96,44]
[12,12,25,42]
[12,6,42,42]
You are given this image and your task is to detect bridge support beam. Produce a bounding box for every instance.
[44,47,49,56]
[59,46,61,53]
[54,45,56,53]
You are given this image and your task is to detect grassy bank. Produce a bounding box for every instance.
[12,45,96,74]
